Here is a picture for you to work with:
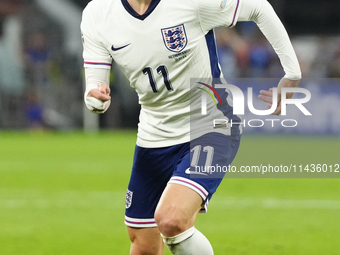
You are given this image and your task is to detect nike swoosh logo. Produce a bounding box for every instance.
[111,43,131,51]
[185,167,208,176]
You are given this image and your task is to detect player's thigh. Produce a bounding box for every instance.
[125,144,187,228]
[167,132,241,214]
[155,183,203,236]
[128,227,164,255]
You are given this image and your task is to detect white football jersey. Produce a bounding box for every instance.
[81,0,242,148]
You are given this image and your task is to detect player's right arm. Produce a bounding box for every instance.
[81,2,113,114]
[196,0,301,115]
[237,0,301,115]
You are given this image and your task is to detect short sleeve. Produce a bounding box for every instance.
[196,0,242,33]
[81,4,112,69]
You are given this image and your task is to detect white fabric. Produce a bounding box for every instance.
[237,0,301,80]
[162,226,195,245]
[197,0,242,32]
[84,67,111,113]
[84,67,110,99]
[162,226,214,255]
[81,0,301,147]
[81,0,241,147]
[85,96,111,114]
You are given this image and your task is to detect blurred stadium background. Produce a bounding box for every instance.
[0,0,339,254]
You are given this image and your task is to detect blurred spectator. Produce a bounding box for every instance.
[25,31,51,109]
[25,91,45,129]
[26,32,50,87]
[215,23,340,80]
[248,31,272,78]
[215,27,239,78]
[215,27,249,78]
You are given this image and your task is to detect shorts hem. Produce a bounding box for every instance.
[168,176,209,213]
[124,216,157,228]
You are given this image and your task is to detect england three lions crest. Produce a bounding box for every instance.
[161,24,188,53]
[126,189,133,209]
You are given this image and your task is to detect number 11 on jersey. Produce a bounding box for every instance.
[143,65,173,92]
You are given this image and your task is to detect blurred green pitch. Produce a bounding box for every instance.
[0,131,339,255]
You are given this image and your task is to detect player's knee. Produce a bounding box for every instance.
[155,209,187,237]
[156,216,183,237]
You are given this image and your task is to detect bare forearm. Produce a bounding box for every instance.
[278,77,300,90]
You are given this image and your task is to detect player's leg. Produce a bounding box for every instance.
[155,183,201,236]
[155,183,214,255]
[156,132,241,255]
[125,144,186,255]
[127,227,164,255]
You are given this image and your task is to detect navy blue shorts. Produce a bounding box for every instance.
[124,132,241,228]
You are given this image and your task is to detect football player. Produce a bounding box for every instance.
[81,0,301,254]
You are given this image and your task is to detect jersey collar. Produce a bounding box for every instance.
[121,0,161,20]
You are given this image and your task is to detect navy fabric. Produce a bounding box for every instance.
[121,0,161,20]
[125,132,241,222]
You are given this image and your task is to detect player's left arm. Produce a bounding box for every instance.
[238,0,302,115]
[84,67,111,114]
[81,3,113,114]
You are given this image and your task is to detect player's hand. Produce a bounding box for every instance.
[85,83,111,114]
[258,78,300,115]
